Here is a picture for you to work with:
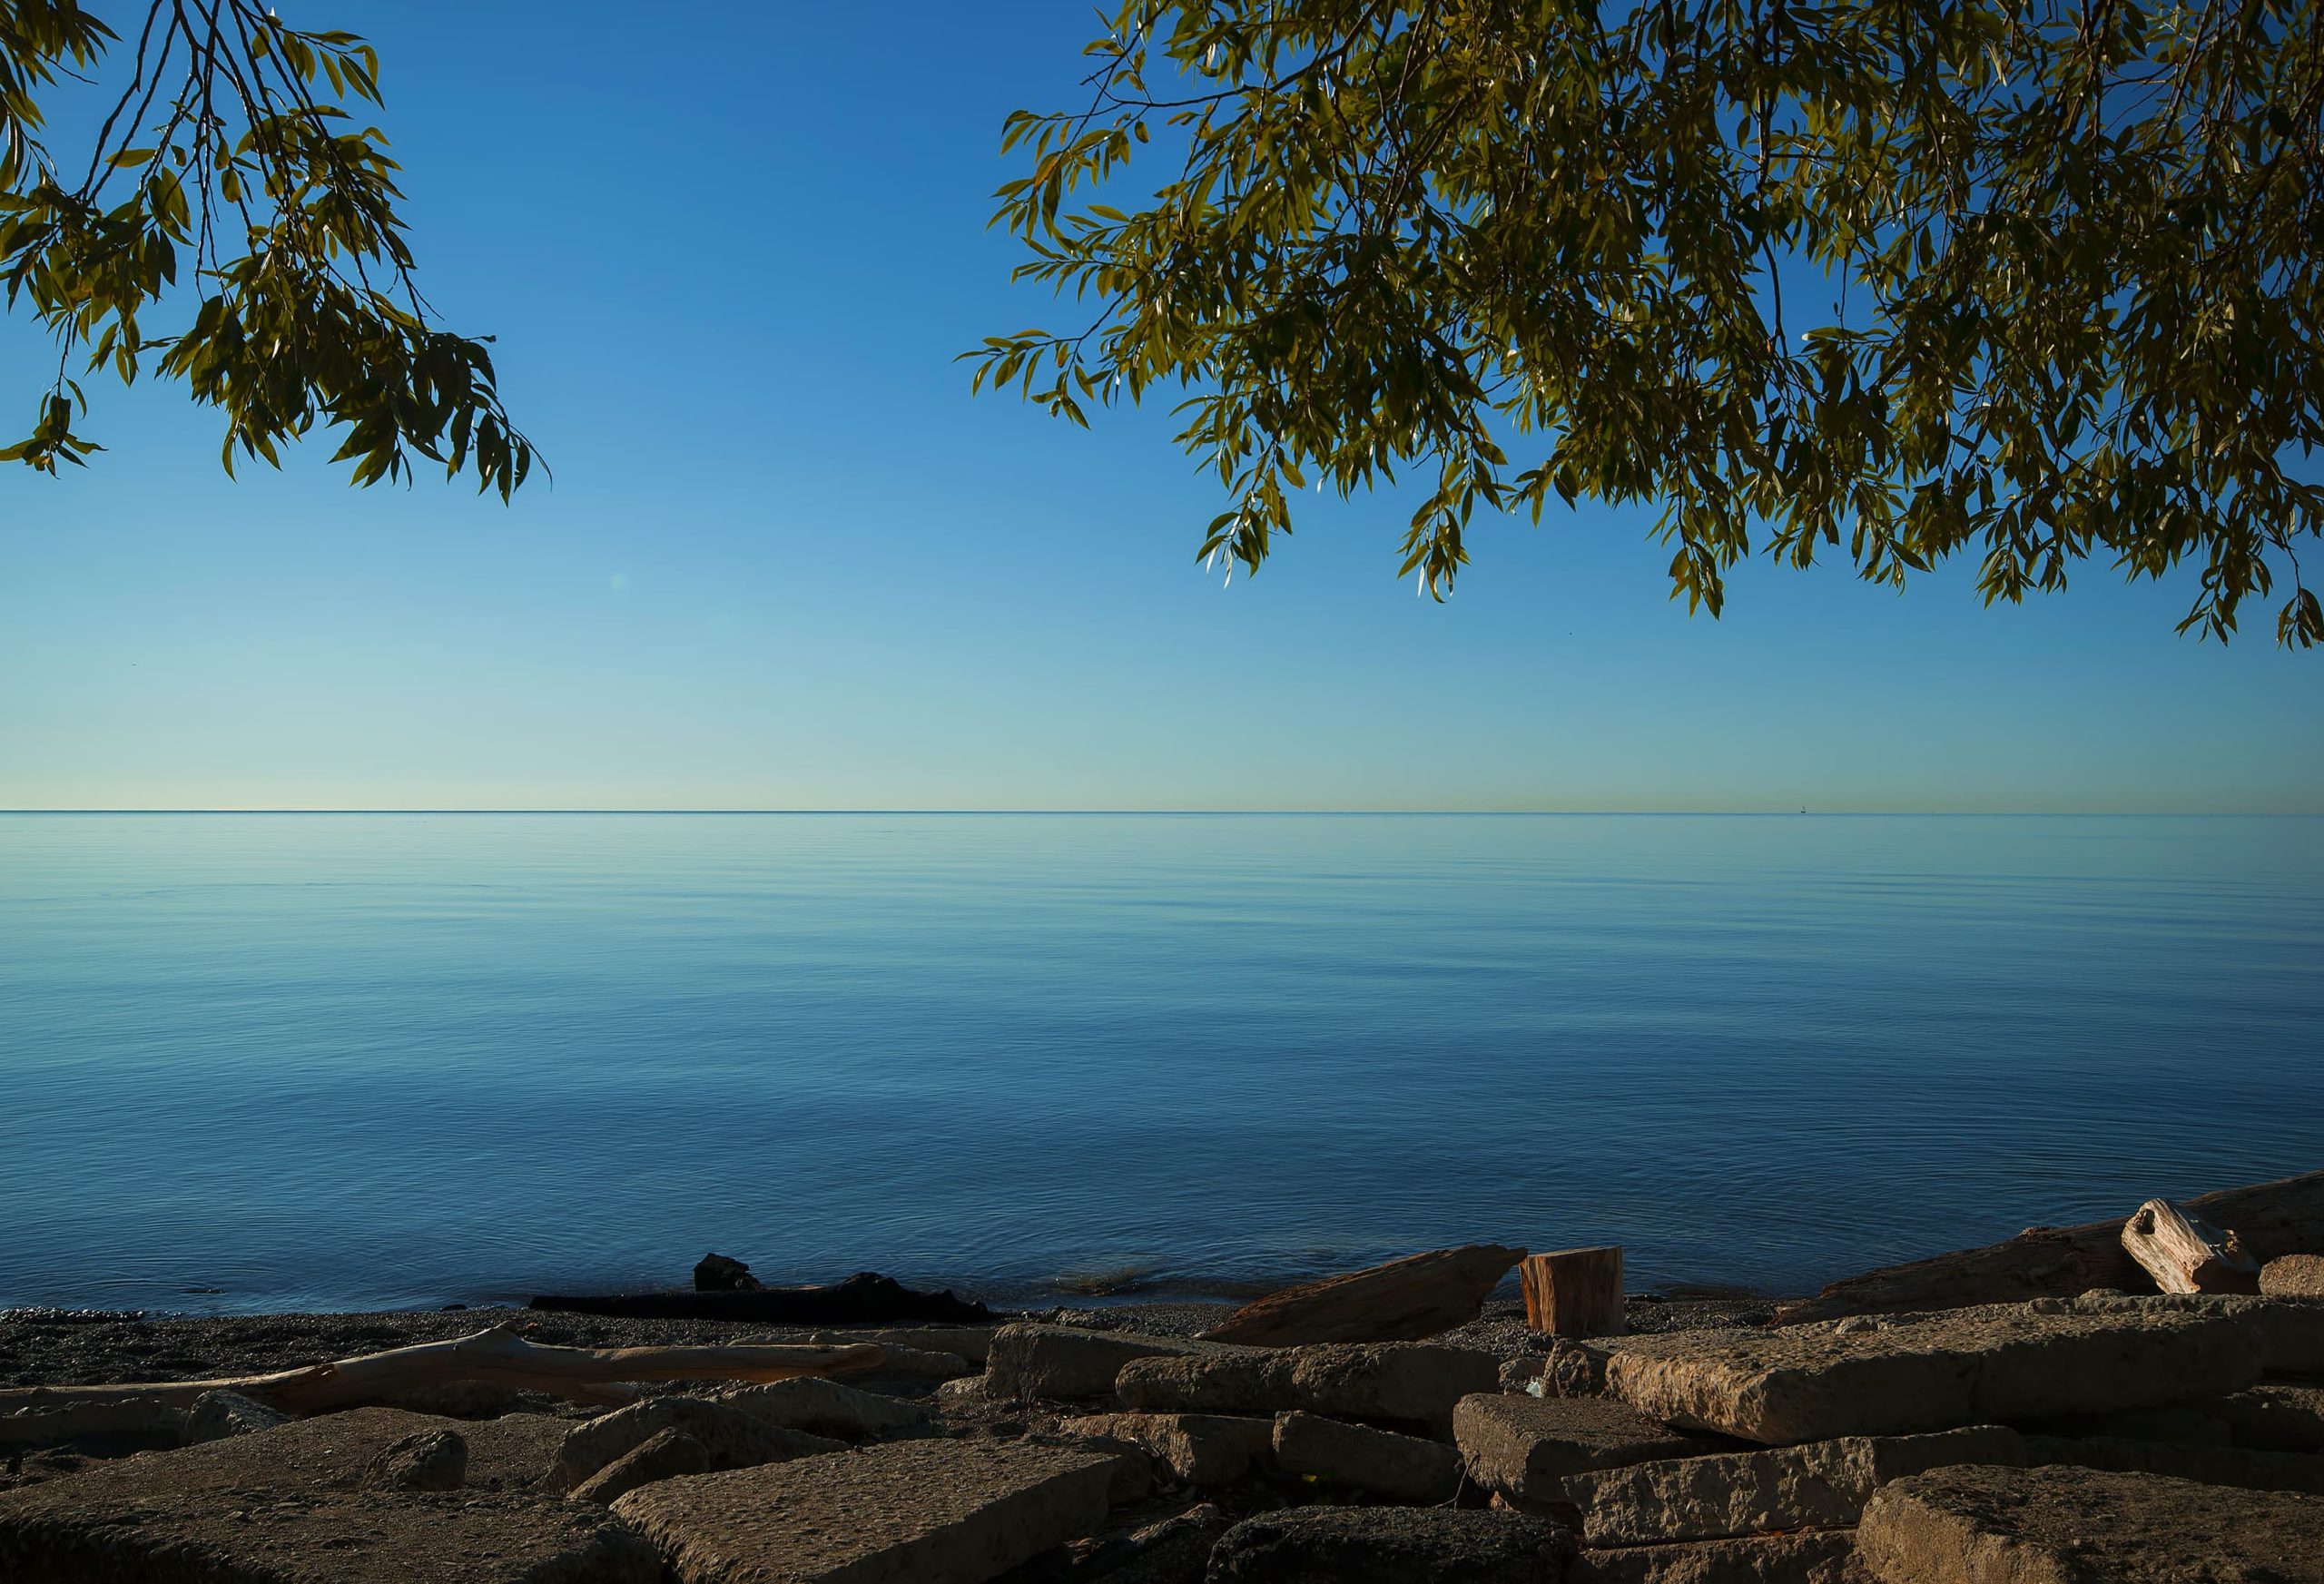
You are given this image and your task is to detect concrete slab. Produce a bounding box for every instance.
[1858,1463,2324,1583]
[609,1436,1117,1584]
[1603,1301,2260,1444]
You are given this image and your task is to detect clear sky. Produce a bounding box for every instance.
[2,1,2318,812]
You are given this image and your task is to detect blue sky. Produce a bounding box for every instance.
[2,1,2318,812]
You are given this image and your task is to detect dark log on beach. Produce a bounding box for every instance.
[694,1252,763,1292]
[1776,1167,2324,1325]
[530,1270,991,1326]
[1197,1244,1526,1345]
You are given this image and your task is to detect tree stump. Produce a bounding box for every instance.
[1521,1246,1624,1337]
[2122,1199,2261,1294]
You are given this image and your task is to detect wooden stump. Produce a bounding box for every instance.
[2122,1198,2261,1294]
[1521,1246,1624,1337]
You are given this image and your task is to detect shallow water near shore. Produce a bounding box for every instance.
[3,812,2319,1315]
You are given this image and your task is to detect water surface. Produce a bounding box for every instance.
[2,812,2318,1313]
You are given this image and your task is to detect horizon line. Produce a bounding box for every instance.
[2,808,2313,818]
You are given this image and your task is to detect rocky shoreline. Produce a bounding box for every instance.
[3,1173,2321,1581]
[0,1291,1777,1396]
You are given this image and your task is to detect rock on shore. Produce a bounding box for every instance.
[6,1242,2324,1584]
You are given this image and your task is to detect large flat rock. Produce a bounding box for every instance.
[1604,1300,2260,1444]
[1058,1412,1274,1486]
[2,1407,561,1495]
[2024,1432,2324,1494]
[558,1399,843,1488]
[1117,1342,1497,1430]
[609,1436,1117,1584]
[718,1377,929,1441]
[1206,1505,1572,1583]
[1454,1395,1720,1517]
[1199,1245,1527,1346]
[983,1324,1233,1401]
[1570,1425,2022,1545]
[2219,1382,2324,1452]
[1272,1411,1461,1503]
[2063,1290,2324,1374]
[0,1408,656,1583]
[1858,1463,2324,1583]
[1567,1531,1856,1584]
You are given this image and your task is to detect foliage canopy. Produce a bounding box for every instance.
[0,1,532,494]
[974,0,2324,644]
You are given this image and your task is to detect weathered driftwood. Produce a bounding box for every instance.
[1197,1244,1526,1345]
[2122,1198,2262,1294]
[531,1270,990,1325]
[0,1326,883,1417]
[1776,1167,2324,1324]
[1520,1245,1624,1337]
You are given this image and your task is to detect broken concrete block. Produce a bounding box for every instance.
[1058,1412,1274,1486]
[2021,1402,2230,1446]
[1857,1463,2324,1583]
[360,1427,468,1491]
[1454,1394,1719,1517]
[2067,1290,2324,1374]
[719,1375,929,1440]
[183,1389,289,1445]
[1092,1502,1231,1584]
[1571,1424,2022,1545]
[1207,1505,1574,1583]
[1200,1245,1527,1345]
[0,1408,661,1582]
[2218,1383,2324,1453]
[983,1323,1222,1401]
[1500,1357,1551,1393]
[556,1397,843,1489]
[611,1437,1117,1584]
[1273,1411,1462,1503]
[1603,1300,2260,1443]
[1568,1530,1857,1584]
[2024,1432,2324,1494]
[568,1427,709,1506]
[1117,1341,1497,1430]
[1033,1428,1154,1506]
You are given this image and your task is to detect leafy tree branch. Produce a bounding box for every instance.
[0,0,535,495]
[974,0,2324,645]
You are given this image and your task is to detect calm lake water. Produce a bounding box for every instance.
[2,812,2319,1314]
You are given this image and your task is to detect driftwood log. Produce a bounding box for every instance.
[531,1270,990,1325]
[1776,1167,2324,1324]
[2122,1198,2262,1294]
[1520,1246,1625,1337]
[0,1326,882,1417]
[1198,1245,1526,1345]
